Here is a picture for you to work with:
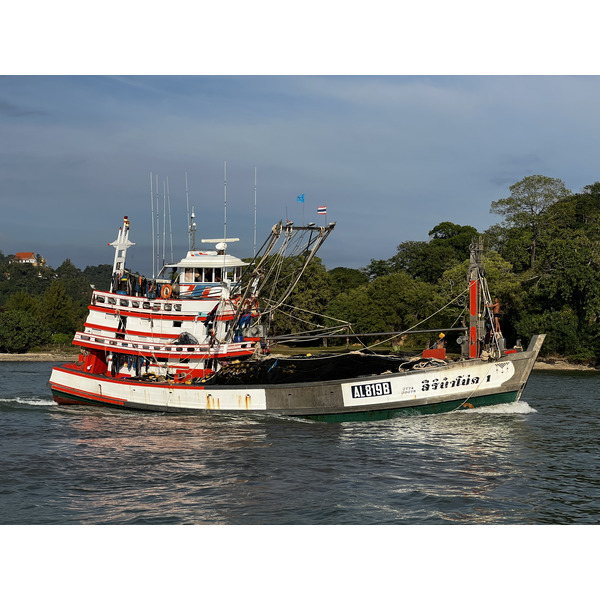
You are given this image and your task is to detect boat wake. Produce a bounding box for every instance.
[466,401,537,415]
[0,397,55,407]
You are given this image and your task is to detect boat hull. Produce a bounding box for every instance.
[49,335,544,423]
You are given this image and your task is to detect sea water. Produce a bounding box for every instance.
[1,361,599,526]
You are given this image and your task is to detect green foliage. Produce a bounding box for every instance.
[266,258,335,337]
[83,264,113,291]
[485,224,533,273]
[363,258,395,280]
[515,308,583,358]
[326,272,440,335]
[4,291,42,314]
[392,241,454,283]
[326,267,369,297]
[0,262,53,305]
[51,333,73,347]
[490,174,570,269]
[55,259,95,309]
[428,221,478,260]
[0,310,50,353]
[39,280,80,336]
[388,222,479,284]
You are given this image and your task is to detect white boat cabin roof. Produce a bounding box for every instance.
[164,250,248,270]
[157,240,248,280]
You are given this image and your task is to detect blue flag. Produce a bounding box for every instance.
[297,194,304,203]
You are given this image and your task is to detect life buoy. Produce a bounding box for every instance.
[161,284,173,299]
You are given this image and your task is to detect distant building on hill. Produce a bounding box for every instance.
[10,252,45,267]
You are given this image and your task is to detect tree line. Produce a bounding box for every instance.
[2,174,598,360]
[0,257,112,353]
[277,175,600,362]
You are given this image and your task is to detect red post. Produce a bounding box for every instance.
[469,279,479,358]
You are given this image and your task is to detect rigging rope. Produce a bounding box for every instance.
[359,285,471,352]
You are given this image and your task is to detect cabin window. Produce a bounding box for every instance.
[131,301,140,308]
[164,303,172,311]
[119,299,129,307]
[182,268,194,283]
[173,321,183,328]
[174,304,181,311]
[203,268,212,282]
[96,295,105,303]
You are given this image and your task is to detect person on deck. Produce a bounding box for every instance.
[435,333,446,349]
[486,297,501,333]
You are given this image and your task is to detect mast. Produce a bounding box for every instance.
[162,180,166,267]
[155,174,160,276]
[167,176,173,263]
[254,167,257,256]
[150,172,155,278]
[109,216,135,291]
[185,172,191,251]
[467,236,503,358]
[190,206,197,251]
[223,161,227,243]
[468,238,483,359]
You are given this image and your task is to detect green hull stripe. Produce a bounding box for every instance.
[301,390,520,423]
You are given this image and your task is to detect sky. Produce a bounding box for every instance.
[2,5,599,279]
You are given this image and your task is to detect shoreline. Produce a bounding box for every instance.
[0,353,77,362]
[0,352,598,372]
[532,359,598,372]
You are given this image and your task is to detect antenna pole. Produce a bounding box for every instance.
[185,172,191,251]
[254,167,257,256]
[162,180,166,267]
[155,174,160,276]
[167,176,173,263]
[223,161,227,243]
[150,172,155,278]
[191,205,196,250]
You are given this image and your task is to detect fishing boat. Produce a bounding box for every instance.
[49,216,544,422]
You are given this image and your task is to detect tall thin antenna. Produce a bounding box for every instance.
[191,205,196,250]
[167,176,173,263]
[185,172,191,251]
[254,167,257,256]
[155,174,160,274]
[223,161,227,243]
[162,180,166,267]
[150,172,155,278]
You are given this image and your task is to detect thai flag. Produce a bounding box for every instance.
[317,206,327,215]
